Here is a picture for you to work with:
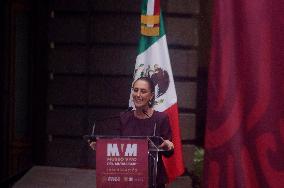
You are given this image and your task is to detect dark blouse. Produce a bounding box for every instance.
[119,110,173,185]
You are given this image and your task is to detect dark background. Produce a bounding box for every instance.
[0,0,211,186]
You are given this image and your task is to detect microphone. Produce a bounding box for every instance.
[91,121,96,136]
[142,109,157,136]
[90,107,133,135]
[153,123,157,136]
[83,120,96,142]
[126,107,133,112]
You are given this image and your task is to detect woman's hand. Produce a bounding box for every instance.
[89,140,96,150]
[159,140,174,151]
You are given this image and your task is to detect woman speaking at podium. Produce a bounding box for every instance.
[90,77,174,188]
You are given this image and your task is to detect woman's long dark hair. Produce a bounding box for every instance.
[133,77,155,107]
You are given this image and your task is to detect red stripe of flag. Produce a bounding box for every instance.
[154,0,160,15]
[163,103,185,182]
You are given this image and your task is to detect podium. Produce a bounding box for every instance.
[84,135,165,188]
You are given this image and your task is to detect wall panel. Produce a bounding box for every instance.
[176,81,197,109]
[46,138,86,167]
[170,49,198,77]
[92,14,139,44]
[48,15,88,43]
[48,46,87,73]
[51,0,89,11]
[89,46,137,75]
[162,0,200,14]
[166,17,199,46]
[90,0,141,12]
[47,76,88,105]
[179,113,196,140]
[47,108,87,136]
[92,15,198,47]
[46,2,209,186]
[88,77,132,107]
[50,0,200,15]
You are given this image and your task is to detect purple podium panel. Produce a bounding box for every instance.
[96,138,148,188]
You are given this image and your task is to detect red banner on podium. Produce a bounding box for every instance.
[96,138,148,188]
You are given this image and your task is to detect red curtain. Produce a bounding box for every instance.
[204,0,284,187]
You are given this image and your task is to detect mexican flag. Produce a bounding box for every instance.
[129,0,185,182]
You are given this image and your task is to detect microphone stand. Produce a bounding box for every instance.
[142,109,159,188]
[142,109,157,137]
[84,107,133,141]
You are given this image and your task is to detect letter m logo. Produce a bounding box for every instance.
[124,144,137,156]
[107,144,120,156]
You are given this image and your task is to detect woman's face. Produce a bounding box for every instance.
[132,80,154,109]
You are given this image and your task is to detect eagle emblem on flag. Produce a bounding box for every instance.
[134,63,170,100]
